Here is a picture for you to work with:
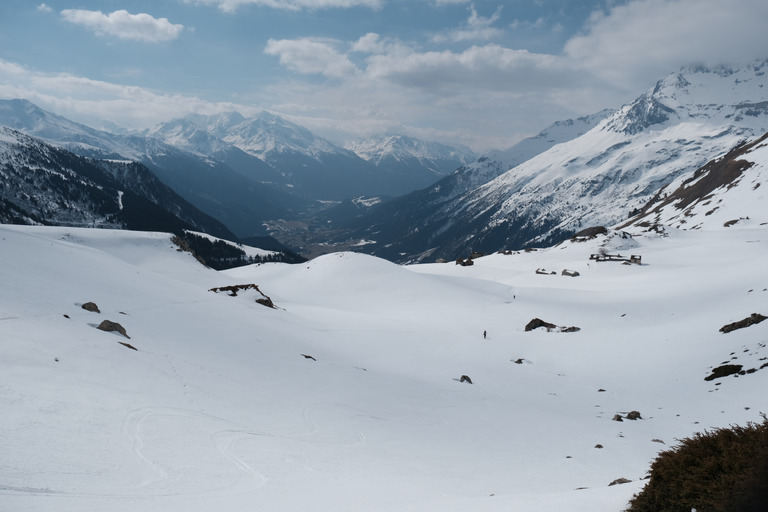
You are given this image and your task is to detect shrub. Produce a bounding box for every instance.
[627,415,768,512]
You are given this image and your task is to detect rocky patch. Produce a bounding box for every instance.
[209,283,276,308]
[81,301,100,313]
[97,320,130,339]
[719,313,767,333]
[525,318,581,333]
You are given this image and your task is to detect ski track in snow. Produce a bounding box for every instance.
[1,406,272,499]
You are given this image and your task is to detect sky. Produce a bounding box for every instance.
[1,0,767,151]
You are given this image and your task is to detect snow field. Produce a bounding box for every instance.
[1,223,767,511]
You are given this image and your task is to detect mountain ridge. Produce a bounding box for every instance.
[0,126,236,239]
[324,61,768,262]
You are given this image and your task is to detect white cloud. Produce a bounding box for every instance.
[565,0,768,90]
[258,0,768,150]
[265,38,358,78]
[432,4,504,43]
[0,57,238,131]
[36,3,53,13]
[60,9,184,43]
[351,33,386,54]
[8,0,768,152]
[366,44,575,93]
[185,0,381,13]
[510,17,545,31]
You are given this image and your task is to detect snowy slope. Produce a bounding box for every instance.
[2,222,767,512]
[336,61,768,263]
[316,110,614,262]
[432,109,615,203]
[623,131,768,230]
[459,62,768,245]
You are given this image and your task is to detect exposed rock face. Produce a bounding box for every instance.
[571,226,608,241]
[525,318,581,333]
[209,283,276,308]
[525,318,557,331]
[720,313,767,333]
[97,320,130,339]
[705,364,744,381]
[82,302,100,313]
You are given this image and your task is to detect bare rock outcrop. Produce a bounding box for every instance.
[719,313,767,333]
[97,320,130,339]
[525,318,581,333]
[81,302,100,313]
[209,284,276,308]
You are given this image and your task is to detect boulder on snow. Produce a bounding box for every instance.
[719,313,767,333]
[609,477,632,486]
[705,364,743,381]
[459,375,473,384]
[525,318,581,333]
[525,318,557,331]
[81,301,100,313]
[626,410,643,420]
[97,320,130,339]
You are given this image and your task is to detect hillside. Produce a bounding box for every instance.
[328,62,768,263]
[1,221,766,511]
[622,131,768,230]
[0,127,235,239]
[296,109,613,259]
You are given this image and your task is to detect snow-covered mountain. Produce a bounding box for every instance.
[0,99,306,237]
[0,127,235,240]
[2,220,766,511]
[149,111,376,199]
[621,130,768,232]
[0,98,148,161]
[333,61,768,262]
[314,109,615,260]
[348,134,476,190]
[149,112,472,199]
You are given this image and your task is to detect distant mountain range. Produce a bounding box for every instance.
[0,127,232,237]
[0,99,304,238]
[2,61,767,263]
[0,126,307,268]
[147,111,475,200]
[0,99,475,238]
[318,61,768,262]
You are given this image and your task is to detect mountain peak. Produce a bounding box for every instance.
[349,134,476,166]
